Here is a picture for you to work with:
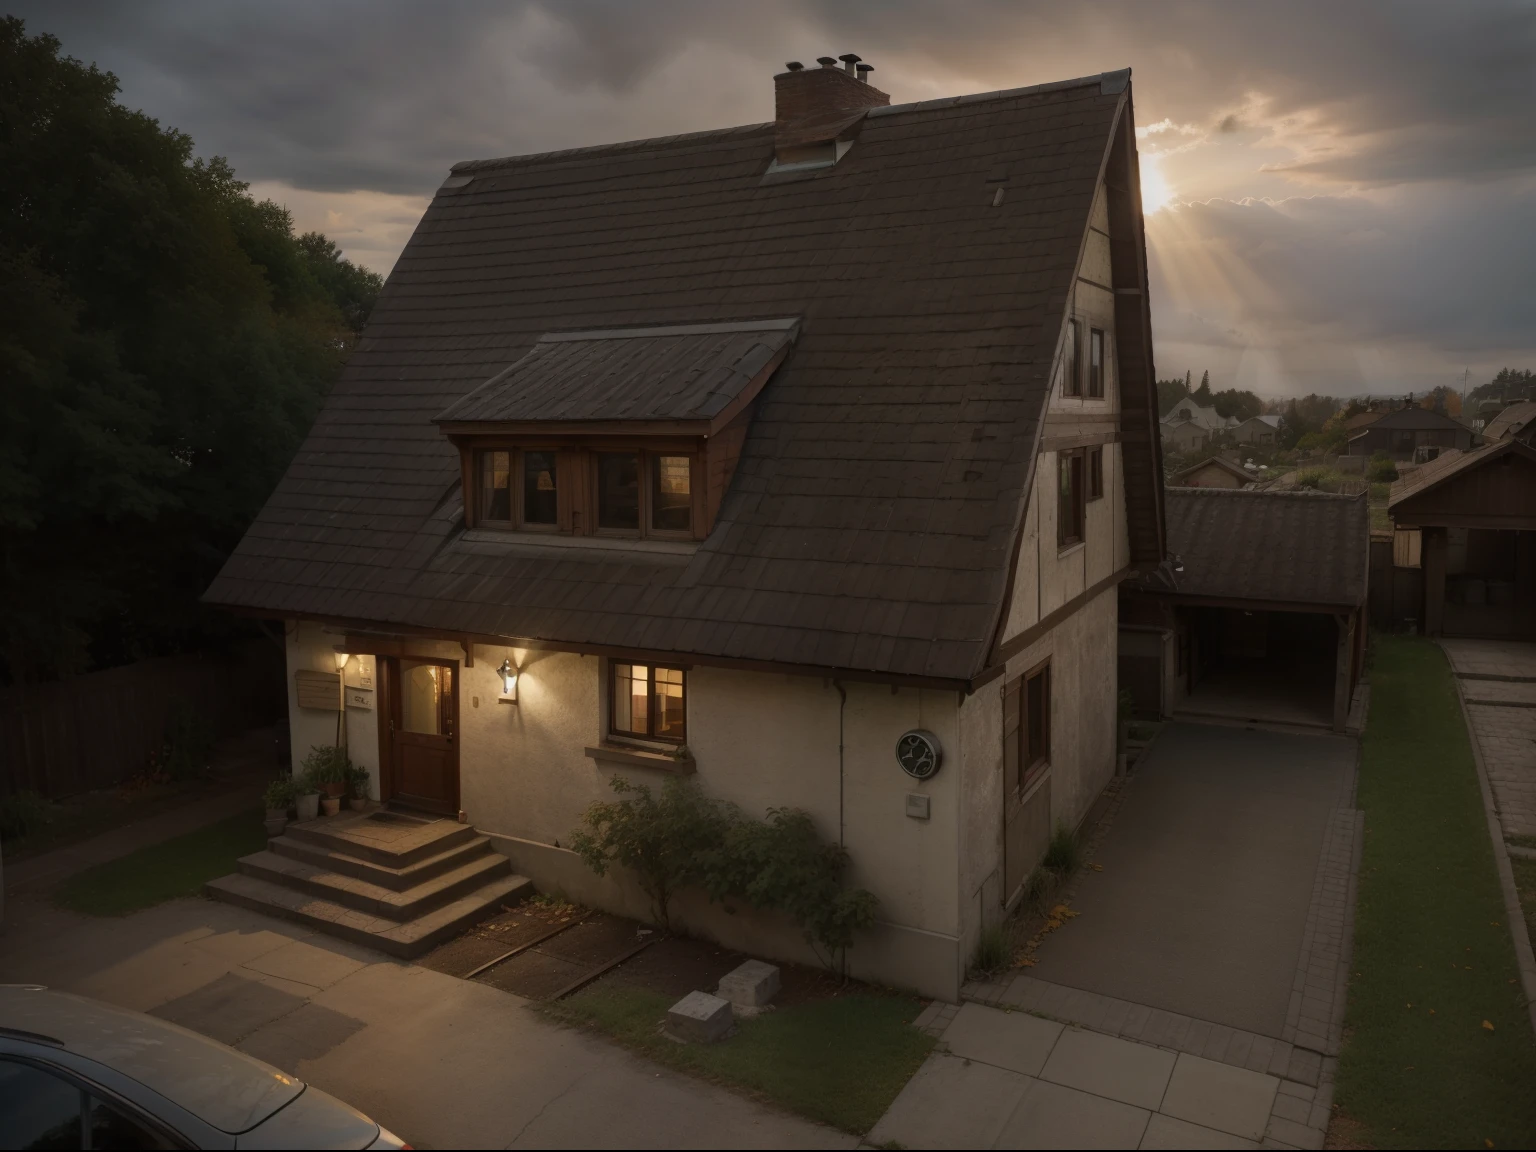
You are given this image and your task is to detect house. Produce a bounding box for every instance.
[1483,400,1536,446]
[1379,440,1536,639]
[1161,419,1210,453]
[1231,413,1280,446]
[204,59,1166,1000]
[1160,398,1232,453]
[1346,406,1476,460]
[1170,456,1253,489]
[1119,489,1368,733]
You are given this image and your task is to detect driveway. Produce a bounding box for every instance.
[1029,722,1356,1037]
[873,721,1362,1150]
[0,893,849,1149]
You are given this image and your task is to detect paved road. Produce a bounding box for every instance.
[0,847,849,1149]
[1029,722,1354,1037]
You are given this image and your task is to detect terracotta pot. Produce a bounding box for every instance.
[348,796,367,811]
[322,782,345,799]
[295,792,320,821]
[320,796,341,817]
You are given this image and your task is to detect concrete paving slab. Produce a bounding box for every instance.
[1159,1053,1278,1141]
[184,924,314,966]
[867,1054,1030,1149]
[237,1001,368,1070]
[996,1078,1150,1149]
[1028,723,1353,1036]
[942,1003,1064,1077]
[1139,1112,1261,1149]
[243,939,370,989]
[150,971,308,1046]
[1039,1027,1176,1111]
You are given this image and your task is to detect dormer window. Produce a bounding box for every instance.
[435,319,798,542]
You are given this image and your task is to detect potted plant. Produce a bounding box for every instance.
[345,764,371,811]
[300,745,353,815]
[263,779,296,837]
[294,779,321,822]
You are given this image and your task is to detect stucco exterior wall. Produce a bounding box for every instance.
[285,622,383,799]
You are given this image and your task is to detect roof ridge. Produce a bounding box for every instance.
[1168,486,1363,500]
[445,68,1129,179]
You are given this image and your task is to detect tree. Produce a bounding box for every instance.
[0,19,383,683]
[1468,368,1534,406]
[1156,376,1190,417]
[1192,370,1213,406]
[1210,389,1263,423]
[1278,394,1341,450]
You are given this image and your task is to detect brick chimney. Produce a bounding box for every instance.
[773,55,889,163]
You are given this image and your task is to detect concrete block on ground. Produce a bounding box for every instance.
[717,959,780,1010]
[665,991,733,1043]
[1161,1053,1279,1142]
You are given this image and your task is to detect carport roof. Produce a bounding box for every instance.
[1136,488,1368,610]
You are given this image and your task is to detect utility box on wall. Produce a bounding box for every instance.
[294,669,341,710]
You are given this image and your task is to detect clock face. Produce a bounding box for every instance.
[896,729,941,780]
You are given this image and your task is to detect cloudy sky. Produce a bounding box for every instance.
[17,1,1535,397]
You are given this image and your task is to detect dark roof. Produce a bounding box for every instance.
[1388,438,1536,508]
[1170,456,1252,486]
[1349,407,1472,434]
[205,71,1154,683]
[1484,400,1536,442]
[435,319,798,425]
[1139,488,1368,608]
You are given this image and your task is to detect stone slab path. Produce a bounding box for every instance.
[1441,638,1536,839]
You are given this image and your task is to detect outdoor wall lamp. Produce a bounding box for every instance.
[497,656,519,704]
[334,650,351,671]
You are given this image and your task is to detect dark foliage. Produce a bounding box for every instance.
[0,19,382,684]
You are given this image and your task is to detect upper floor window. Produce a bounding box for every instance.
[477,447,695,538]
[1058,449,1085,548]
[1088,329,1105,398]
[1063,320,1081,398]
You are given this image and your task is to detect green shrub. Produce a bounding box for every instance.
[299,744,352,789]
[262,778,298,811]
[1042,822,1081,877]
[1367,451,1399,483]
[344,763,371,798]
[571,776,880,970]
[1294,466,1337,491]
[0,790,54,840]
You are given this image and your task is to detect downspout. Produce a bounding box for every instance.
[833,680,847,847]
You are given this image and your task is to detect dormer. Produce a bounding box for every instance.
[434,319,798,541]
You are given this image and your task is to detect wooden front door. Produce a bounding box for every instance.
[387,657,459,816]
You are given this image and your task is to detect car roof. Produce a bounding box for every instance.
[0,986,303,1134]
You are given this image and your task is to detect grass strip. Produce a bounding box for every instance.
[543,985,933,1134]
[1512,855,1536,958]
[1335,636,1536,1148]
[53,808,267,917]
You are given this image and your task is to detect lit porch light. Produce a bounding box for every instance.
[497,656,519,704]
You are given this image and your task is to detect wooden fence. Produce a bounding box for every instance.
[0,641,284,799]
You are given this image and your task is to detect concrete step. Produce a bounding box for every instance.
[268,833,496,891]
[283,811,477,868]
[204,871,533,959]
[236,848,512,921]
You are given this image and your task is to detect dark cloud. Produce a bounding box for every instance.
[11,0,1536,392]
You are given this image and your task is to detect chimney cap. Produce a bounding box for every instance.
[816,56,837,67]
[785,61,804,71]
[838,53,862,64]
[856,63,873,79]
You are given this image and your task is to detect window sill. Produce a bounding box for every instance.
[584,743,696,776]
[1057,541,1086,557]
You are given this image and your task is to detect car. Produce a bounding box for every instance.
[0,985,409,1149]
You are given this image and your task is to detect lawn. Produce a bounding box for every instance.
[1334,636,1536,1148]
[1513,855,1536,957]
[542,984,934,1134]
[53,808,267,917]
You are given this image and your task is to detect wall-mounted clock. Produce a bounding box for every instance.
[895,729,942,780]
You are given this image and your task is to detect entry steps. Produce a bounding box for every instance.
[206,808,531,958]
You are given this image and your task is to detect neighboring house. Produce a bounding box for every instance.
[204,60,1167,1000]
[1160,419,1210,453]
[1231,414,1280,446]
[1170,456,1253,489]
[1120,489,1368,732]
[1346,407,1476,459]
[1343,408,1385,435]
[1160,398,1231,452]
[1381,440,1536,640]
[1483,400,1536,446]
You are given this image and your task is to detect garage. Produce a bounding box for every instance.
[1119,488,1369,733]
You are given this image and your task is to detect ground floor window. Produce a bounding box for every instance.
[1004,658,1052,793]
[610,662,687,743]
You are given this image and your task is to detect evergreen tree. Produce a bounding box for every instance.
[1192,370,1214,406]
